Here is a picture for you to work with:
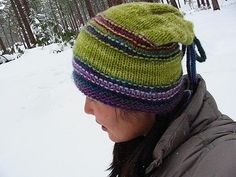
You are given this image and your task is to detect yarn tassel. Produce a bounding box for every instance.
[184,36,207,92]
[194,37,207,63]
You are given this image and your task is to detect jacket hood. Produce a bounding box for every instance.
[145,75,222,174]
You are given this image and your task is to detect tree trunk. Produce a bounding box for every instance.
[212,0,220,10]
[107,0,112,7]
[59,2,69,30]
[201,0,206,6]
[54,0,67,30]
[18,30,27,49]
[8,23,16,53]
[177,0,181,8]
[8,17,16,47]
[79,0,89,22]
[98,0,107,11]
[196,0,201,8]
[73,0,85,26]
[206,0,211,8]
[67,2,79,30]
[71,13,80,31]
[68,13,77,31]
[170,0,179,8]
[113,0,123,6]
[140,0,154,2]
[10,0,31,48]
[0,24,10,48]
[68,16,74,31]
[107,0,123,7]
[92,0,99,14]
[48,0,60,25]
[0,37,7,54]
[7,8,18,47]
[14,0,36,45]
[20,0,31,18]
[84,0,95,18]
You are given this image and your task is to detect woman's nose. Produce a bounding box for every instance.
[84,97,94,115]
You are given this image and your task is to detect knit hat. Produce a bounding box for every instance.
[72,2,204,114]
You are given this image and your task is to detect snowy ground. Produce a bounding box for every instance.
[0,3,236,177]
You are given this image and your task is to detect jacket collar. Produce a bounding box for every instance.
[145,75,219,174]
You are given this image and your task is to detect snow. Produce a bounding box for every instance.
[0,3,236,177]
[0,45,113,177]
[185,2,236,118]
[0,4,5,10]
[0,0,5,10]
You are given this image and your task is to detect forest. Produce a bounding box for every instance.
[0,0,220,58]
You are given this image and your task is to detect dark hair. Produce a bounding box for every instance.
[108,89,191,177]
[108,115,173,177]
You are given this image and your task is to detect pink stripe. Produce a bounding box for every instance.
[94,15,156,49]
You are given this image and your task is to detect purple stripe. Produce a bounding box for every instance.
[73,56,182,92]
[74,76,184,113]
[87,25,181,59]
[94,16,156,49]
[73,59,184,101]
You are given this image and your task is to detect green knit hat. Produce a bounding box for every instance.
[72,2,195,113]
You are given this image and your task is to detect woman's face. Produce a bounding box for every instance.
[84,97,156,143]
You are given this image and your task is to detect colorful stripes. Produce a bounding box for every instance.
[73,30,183,87]
[86,24,180,59]
[73,70,185,113]
[72,2,193,113]
[88,15,180,60]
[73,57,184,101]
[94,15,156,49]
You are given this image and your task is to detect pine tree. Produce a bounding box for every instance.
[206,0,211,8]
[141,0,154,2]
[73,0,85,26]
[11,0,36,47]
[170,0,179,8]
[84,0,95,18]
[20,0,31,18]
[212,0,220,10]
[0,37,7,54]
[107,0,123,7]
[10,0,31,48]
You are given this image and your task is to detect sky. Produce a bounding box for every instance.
[0,2,236,177]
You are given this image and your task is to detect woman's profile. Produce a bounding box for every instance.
[72,2,236,177]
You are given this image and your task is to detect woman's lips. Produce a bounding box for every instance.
[102,125,108,131]
[96,120,107,131]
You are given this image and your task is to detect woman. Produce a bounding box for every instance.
[72,2,236,177]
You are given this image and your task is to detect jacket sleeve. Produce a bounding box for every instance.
[192,141,236,177]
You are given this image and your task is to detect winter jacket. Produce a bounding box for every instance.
[146,75,236,177]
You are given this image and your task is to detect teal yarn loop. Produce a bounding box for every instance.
[183,36,207,92]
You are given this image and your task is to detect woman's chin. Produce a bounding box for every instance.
[108,133,122,143]
[108,133,133,143]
